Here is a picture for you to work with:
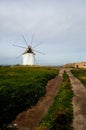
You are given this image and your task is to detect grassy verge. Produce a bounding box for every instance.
[36,72,73,130]
[0,66,58,128]
[71,69,86,87]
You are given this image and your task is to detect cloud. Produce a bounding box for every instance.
[0,0,86,65]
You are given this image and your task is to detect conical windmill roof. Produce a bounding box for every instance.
[23,46,35,55]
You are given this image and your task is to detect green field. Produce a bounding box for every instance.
[71,69,86,87]
[0,66,58,128]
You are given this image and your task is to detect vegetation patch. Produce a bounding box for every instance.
[0,66,58,128]
[36,72,73,130]
[71,69,86,87]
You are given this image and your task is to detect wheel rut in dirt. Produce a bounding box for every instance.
[66,69,86,130]
[8,69,64,130]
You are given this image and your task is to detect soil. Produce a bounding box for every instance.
[66,69,86,130]
[8,69,64,130]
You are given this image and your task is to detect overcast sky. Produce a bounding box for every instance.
[0,0,86,65]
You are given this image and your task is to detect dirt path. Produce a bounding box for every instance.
[66,69,86,130]
[8,69,64,130]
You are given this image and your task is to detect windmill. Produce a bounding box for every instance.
[13,35,44,65]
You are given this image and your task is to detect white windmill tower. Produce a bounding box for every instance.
[22,45,35,65]
[13,35,44,65]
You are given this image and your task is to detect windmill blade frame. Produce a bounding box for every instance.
[33,42,43,49]
[22,34,29,47]
[16,53,23,58]
[13,44,26,48]
[33,49,45,55]
[30,34,34,46]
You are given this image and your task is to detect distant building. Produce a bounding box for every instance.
[63,62,86,68]
[75,62,86,68]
